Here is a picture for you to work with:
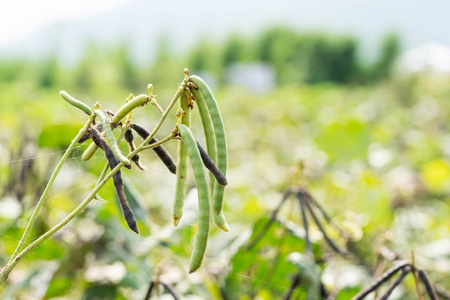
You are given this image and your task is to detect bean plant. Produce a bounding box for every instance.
[0,68,228,284]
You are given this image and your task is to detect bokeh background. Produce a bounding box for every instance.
[1,1,449,299]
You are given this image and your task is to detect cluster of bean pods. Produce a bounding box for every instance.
[173,73,229,273]
[59,69,229,273]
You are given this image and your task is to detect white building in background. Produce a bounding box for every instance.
[397,43,450,74]
[225,63,276,94]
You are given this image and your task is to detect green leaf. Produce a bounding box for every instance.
[45,277,72,298]
[224,216,322,298]
[38,123,81,149]
[315,118,371,161]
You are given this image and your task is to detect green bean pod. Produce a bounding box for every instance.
[59,91,92,115]
[82,141,99,161]
[172,91,191,226]
[213,212,229,232]
[189,76,228,216]
[111,94,149,125]
[190,85,229,232]
[178,124,210,273]
[197,141,227,186]
[189,86,217,196]
[94,110,130,165]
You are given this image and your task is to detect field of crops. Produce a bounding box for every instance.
[0,37,449,299]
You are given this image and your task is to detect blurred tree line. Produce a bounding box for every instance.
[0,27,400,92]
[188,28,400,85]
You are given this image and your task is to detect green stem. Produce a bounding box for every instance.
[0,130,175,285]
[8,115,94,264]
[142,132,177,150]
[151,98,165,115]
[0,157,122,285]
[95,163,109,187]
[137,80,186,148]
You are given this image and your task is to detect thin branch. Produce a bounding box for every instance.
[296,191,312,257]
[373,256,387,299]
[143,280,155,300]
[151,98,165,115]
[351,261,410,300]
[412,251,424,300]
[377,265,410,300]
[418,269,439,300]
[136,80,186,149]
[306,190,351,238]
[246,189,292,250]
[161,282,181,300]
[141,132,178,150]
[8,115,94,264]
[302,195,348,256]
[95,164,110,187]
[143,281,180,300]
[0,152,127,285]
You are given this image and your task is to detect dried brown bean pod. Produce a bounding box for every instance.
[124,128,145,170]
[196,141,227,186]
[131,123,176,174]
[88,127,139,234]
[78,123,103,144]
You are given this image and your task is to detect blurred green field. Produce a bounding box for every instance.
[0,30,449,299]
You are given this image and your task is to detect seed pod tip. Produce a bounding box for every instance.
[131,226,140,234]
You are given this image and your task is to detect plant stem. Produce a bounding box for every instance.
[142,133,177,149]
[0,131,175,285]
[95,163,110,187]
[137,80,186,148]
[8,115,94,264]
[151,99,165,115]
[0,158,122,285]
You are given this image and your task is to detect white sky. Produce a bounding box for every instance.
[0,0,449,61]
[0,0,133,46]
